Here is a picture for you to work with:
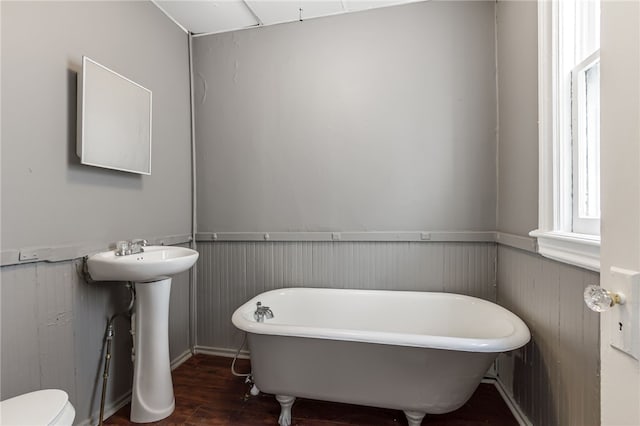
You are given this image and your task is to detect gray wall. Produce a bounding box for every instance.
[0,1,193,424]
[0,259,191,425]
[497,246,600,426]
[193,1,497,233]
[196,241,497,351]
[0,2,603,426]
[495,2,600,425]
[1,1,192,250]
[496,0,539,236]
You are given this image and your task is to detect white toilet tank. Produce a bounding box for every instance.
[0,389,75,426]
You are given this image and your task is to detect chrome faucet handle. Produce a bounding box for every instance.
[264,307,274,319]
[254,302,274,322]
[131,239,148,247]
[115,240,131,256]
[254,302,263,322]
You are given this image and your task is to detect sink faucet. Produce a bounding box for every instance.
[254,302,274,322]
[115,239,148,256]
[130,239,148,254]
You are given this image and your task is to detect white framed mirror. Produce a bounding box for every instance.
[77,56,152,175]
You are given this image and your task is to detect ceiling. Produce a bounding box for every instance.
[152,0,423,35]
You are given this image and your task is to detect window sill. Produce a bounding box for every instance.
[529,230,600,272]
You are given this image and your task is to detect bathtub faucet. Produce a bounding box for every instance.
[254,302,274,322]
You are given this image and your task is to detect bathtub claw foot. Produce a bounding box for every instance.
[275,395,295,426]
[404,410,426,426]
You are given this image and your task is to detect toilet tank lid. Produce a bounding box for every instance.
[0,389,69,425]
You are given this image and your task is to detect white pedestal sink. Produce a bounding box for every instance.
[87,245,199,423]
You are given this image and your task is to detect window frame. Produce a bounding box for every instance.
[571,51,600,235]
[530,0,601,272]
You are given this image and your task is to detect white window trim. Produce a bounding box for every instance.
[530,0,600,272]
[530,230,600,271]
[571,50,600,235]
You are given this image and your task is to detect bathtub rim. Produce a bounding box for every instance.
[232,287,531,353]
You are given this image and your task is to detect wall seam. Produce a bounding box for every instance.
[149,0,189,33]
[494,0,501,235]
[188,31,198,352]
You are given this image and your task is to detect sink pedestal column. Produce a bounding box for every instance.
[130,277,175,423]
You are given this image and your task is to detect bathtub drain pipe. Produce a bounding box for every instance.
[231,332,250,377]
[98,283,136,426]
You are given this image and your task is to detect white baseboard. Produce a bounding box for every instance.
[78,390,132,426]
[78,350,194,426]
[483,377,533,426]
[171,349,193,370]
[193,345,250,359]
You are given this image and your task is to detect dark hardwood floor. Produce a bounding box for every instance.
[106,354,518,425]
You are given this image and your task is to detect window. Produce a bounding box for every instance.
[572,53,600,234]
[531,0,601,271]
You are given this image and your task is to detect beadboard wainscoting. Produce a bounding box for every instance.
[195,241,497,353]
[496,245,600,426]
[0,245,192,426]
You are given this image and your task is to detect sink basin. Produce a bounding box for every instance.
[87,246,199,282]
[87,244,199,423]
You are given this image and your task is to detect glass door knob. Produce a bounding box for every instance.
[584,285,626,312]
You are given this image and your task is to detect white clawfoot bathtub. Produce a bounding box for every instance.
[232,288,530,426]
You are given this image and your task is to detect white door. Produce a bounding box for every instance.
[600,1,640,424]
